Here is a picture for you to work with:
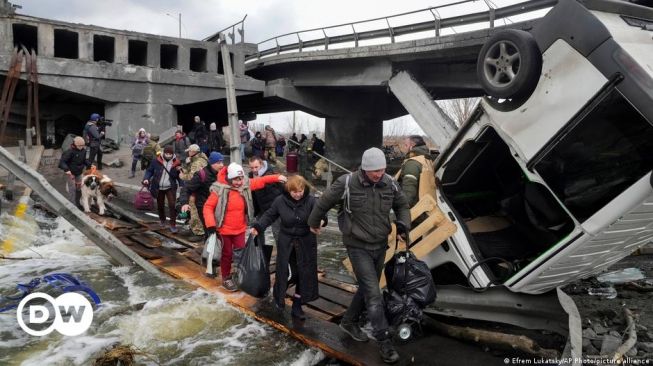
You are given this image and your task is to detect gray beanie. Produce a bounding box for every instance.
[361,147,386,170]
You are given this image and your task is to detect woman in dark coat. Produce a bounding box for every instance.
[142,145,183,232]
[250,175,327,319]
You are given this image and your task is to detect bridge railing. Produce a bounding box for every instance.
[246,0,556,62]
[204,14,248,44]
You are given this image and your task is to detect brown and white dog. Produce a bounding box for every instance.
[80,168,117,215]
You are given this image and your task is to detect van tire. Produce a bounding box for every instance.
[477,29,542,100]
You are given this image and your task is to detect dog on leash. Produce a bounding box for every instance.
[80,168,117,215]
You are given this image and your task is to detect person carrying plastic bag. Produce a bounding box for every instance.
[202,162,287,292]
[250,175,328,318]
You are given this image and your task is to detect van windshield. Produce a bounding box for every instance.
[534,89,653,222]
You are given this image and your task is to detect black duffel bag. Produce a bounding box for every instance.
[384,240,436,308]
[234,235,270,298]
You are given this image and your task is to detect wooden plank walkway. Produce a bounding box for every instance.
[89,213,387,365]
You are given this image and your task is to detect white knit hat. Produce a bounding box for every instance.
[227,162,245,179]
[361,147,386,170]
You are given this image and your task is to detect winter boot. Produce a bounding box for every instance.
[291,294,305,320]
[378,338,399,364]
[339,321,369,342]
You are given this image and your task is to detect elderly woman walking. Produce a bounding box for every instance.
[250,175,327,319]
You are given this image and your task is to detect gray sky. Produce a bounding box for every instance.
[14,0,543,135]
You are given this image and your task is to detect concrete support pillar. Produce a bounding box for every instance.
[388,70,458,150]
[78,30,92,61]
[325,117,382,170]
[147,39,160,68]
[114,35,128,64]
[0,21,12,53]
[206,44,218,74]
[37,23,54,57]
[178,44,189,71]
[104,103,176,145]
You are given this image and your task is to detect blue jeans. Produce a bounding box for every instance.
[342,246,389,339]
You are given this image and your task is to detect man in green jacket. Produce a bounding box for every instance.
[396,135,436,208]
[308,147,410,364]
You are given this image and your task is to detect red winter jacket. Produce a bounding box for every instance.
[203,167,280,235]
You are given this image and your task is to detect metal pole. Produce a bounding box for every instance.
[178,13,182,38]
[219,33,241,163]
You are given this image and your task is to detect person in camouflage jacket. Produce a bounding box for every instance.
[180,144,208,236]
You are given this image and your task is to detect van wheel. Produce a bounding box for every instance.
[477,29,542,100]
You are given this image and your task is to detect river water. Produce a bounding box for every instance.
[0,207,343,365]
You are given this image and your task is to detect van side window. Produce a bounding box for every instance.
[534,90,653,222]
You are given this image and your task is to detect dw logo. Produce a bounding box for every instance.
[16,292,93,336]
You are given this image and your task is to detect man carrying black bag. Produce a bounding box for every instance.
[308,147,410,365]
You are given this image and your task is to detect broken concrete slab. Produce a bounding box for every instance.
[600,334,623,355]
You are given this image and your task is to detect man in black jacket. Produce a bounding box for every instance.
[189,116,208,154]
[248,155,284,267]
[308,147,410,364]
[84,113,104,170]
[59,136,91,207]
[179,151,224,237]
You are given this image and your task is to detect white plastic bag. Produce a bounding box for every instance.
[203,233,222,277]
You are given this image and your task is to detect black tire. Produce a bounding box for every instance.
[477,29,542,100]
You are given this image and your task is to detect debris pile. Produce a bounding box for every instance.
[564,262,653,360]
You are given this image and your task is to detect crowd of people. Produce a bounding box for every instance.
[59,113,430,364]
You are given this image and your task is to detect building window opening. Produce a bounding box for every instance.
[190,48,207,72]
[128,40,148,66]
[12,24,38,53]
[93,35,115,62]
[54,29,79,59]
[217,51,234,74]
[160,44,178,69]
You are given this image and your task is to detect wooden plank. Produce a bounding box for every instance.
[409,193,438,220]
[318,273,358,293]
[128,233,162,249]
[154,229,200,249]
[409,209,444,242]
[317,282,354,307]
[125,244,163,260]
[307,297,347,318]
[410,221,458,260]
[87,213,138,230]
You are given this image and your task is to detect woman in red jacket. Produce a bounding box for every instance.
[203,162,286,291]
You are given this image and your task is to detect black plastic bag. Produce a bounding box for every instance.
[384,290,423,326]
[384,250,436,307]
[234,235,270,298]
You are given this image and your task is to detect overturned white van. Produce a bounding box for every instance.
[426,0,653,294]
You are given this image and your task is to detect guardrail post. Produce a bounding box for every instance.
[297,33,303,52]
[229,26,236,44]
[351,24,359,47]
[385,18,395,43]
[322,29,329,50]
[430,9,441,38]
